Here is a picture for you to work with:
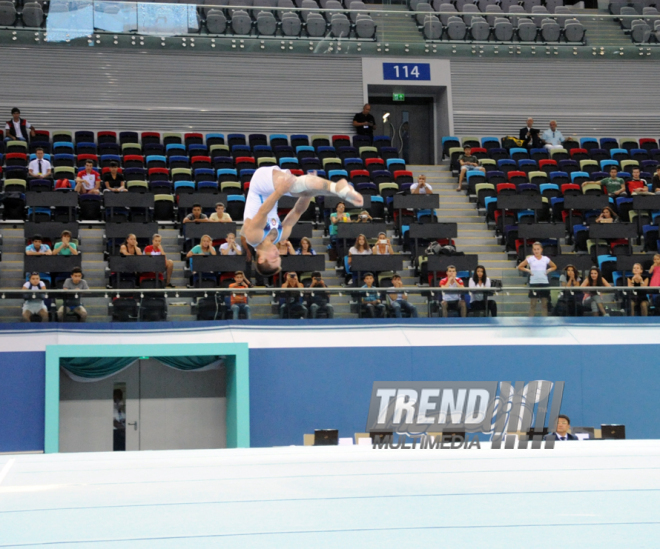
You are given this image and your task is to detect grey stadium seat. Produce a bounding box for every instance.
[21,2,44,27]
[446,15,467,39]
[330,13,350,36]
[277,0,296,18]
[256,11,278,34]
[422,14,442,39]
[531,5,549,26]
[554,6,571,26]
[306,12,327,35]
[545,0,563,13]
[540,18,561,41]
[609,1,624,15]
[477,0,497,11]
[228,0,251,17]
[493,17,514,40]
[485,5,503,26]
[517,17,537,41]
[410,0,424,10]
[301,0,318,21]
[416,3,434,25]
[281,12,302,34]
[202,0,228,17]
[631,19,651,42]
[231,9,253,34]
[0,1,17,25]
[469,16,490,40]
[437,3,457,26]
[206,9,228,33]
[325,0,343,20]
[522,0,541,12]
[508,5,526,26]
[563,18,585,42]
[454,0,470,11]
[461,3,479,25]
[355,14,376,38]
[348,0,368,23]
[620,6,637,29]
[499,0,518,12]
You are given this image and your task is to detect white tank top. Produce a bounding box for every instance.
[528,255,550,284]
[243,166,289,247]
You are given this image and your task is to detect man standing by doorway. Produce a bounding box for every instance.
[113,388,126,451]
[352,103,376,142]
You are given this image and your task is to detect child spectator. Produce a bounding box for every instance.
[229,271,251,319]
[28,148,52,179]
[25,234,52,255]
[308,271,334,319]
[183,204,209,223]
[186,234,217,257]
[440,265,467,317]
[144,234,175,288]
[468,265,497,317]
[75,160,101,195]
[103,161,126,192]
[209,202,232,222]
[517,241,557,317]
[120,234,142,256]
[296,237,316,256]
[53,230,78,256]
[386,274,418,318]
[372,232,394,255]
[361,272,385,318]
[22,272,48,322]
[219,233,243,256]
[280,272,307,319]
[456,144,484,192]
[581,267,610,317]
[627,262,649,316]
[58,267,89,321]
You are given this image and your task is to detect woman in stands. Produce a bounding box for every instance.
[553,264,582,317]
[347,234,372,285]
[372,232,394,255]
[627,262,649,316]
[517,241,557,317]
[120,234,142,256]
[186,234,217,258]
[595,206,618,224]
[296,237,316,256]
[580,267,610,317]
[468,265,497,317]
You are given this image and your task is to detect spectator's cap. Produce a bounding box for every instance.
[363,272,374,279]
[71,266,82,275]
[109,161,119,168]
[463,144,471,150]
[311,271,322,278]
[61,230,72,238]
[32,234,43,242]
[11,107,20,114]
[215,202,225,208]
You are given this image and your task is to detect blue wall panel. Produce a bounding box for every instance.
[0,352,46,452]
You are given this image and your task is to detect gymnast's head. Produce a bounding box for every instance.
[255,240,282,277]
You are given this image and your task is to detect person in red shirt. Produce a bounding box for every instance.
[144,234,175,288]
[627,167,653,196]
[439,265,467,317]
[74,159,101,195]
[229,271,251,319]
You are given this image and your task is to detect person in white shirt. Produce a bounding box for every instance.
[517,241,557,317]
[410,174,433,194]
[468,265,497,317]
[5,107,35,142]
[219,232,243,255]
[28,148,52,179]
[541,120,572,151]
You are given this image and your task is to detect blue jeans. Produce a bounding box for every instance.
[231,303,250,319]
[390,299,418,318]
[4,136,26,142]
[310,303,334,319]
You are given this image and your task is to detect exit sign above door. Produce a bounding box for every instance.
[383,63,431,81]
[392,93,405,101]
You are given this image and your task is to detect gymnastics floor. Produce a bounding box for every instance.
[1,440,659,548]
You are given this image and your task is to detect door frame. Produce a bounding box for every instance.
[45,342,249,453]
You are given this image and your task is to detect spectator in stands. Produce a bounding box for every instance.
[411,174,433,194]
[28,148,51,179]
[648,254,660,311]
[25,234,52,255]
[372,232,394,255]
[183,203,209,223]
[22,272,49,322]
[627,262,649,316]
[347,234,372,285]
[553,264,582,317]
[355,210,373,223]
[144,234,175,288]
[229,271,251,320]
[595,206,618,224]
[541,120,573,151]
[456,144,484,192]
[439,265,467,318]
[52,230,78,256]
[652,166,660,194]
[519,117,541,150]
[517,241,557,317]
[589,166,626,197]
[210,202,232,222]
[120,234,142,256]
[361,272,385,318]
[186,234,216,257]
[58,267,89,322]
[103,161,126,192]
[280,272,307,319]
[219,232,243,255]
[296,237,316,255]
[308,271,334,319]
[352,103,375,140]
[469,265,497,317]
[386,274,418,318]
[276,239,295,256]
[581,266,610,317]
[330,202,351,243]
[628,167,654,196]
[544,415,577,441]
[75,159,101,195]
[5,107,35,142]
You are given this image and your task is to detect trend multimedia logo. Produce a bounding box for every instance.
[366,381,565,450]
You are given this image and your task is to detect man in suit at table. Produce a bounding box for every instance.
[519,117,541,150]
[544,414,578,441]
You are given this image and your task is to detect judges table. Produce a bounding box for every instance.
[191,255,247,274]
[497,194,543,211]
[26,192,78,222]
[281,255,325,273]
[24,222,79,241]
[588,223,637,256]
[108,256,166,274]
[104,192,154,209]
[351,256,404,280]
[24,255,82,274]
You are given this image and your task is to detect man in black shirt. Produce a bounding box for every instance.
[103,161,127,192]
[519,117,541,150]
[352,103,375,140]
